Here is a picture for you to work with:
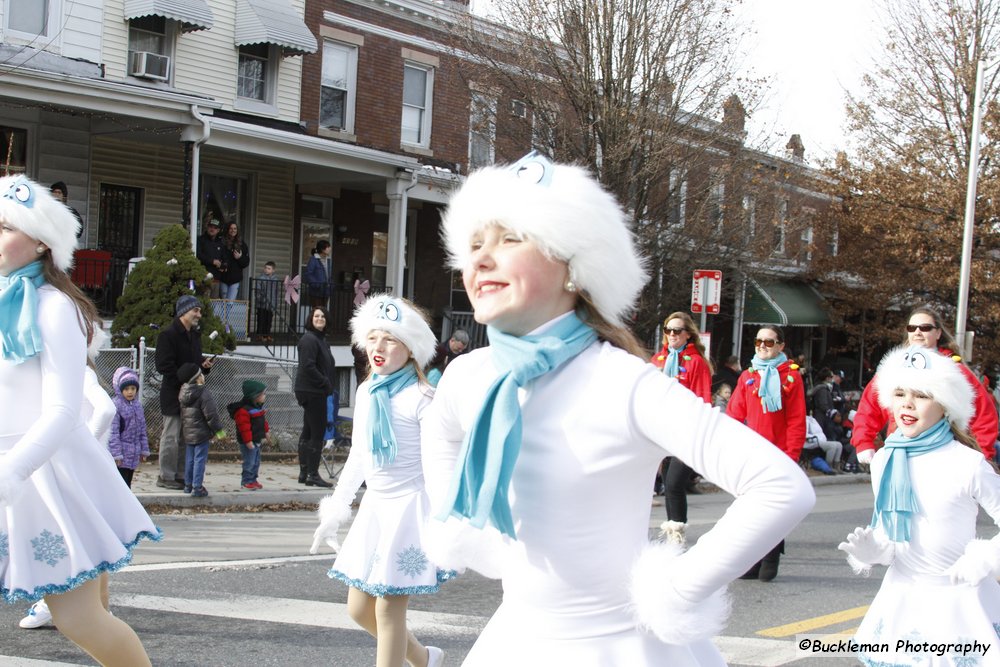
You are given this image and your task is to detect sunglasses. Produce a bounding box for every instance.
[906,324,938,333]
[664,327,686,335]
[754,338,780,348]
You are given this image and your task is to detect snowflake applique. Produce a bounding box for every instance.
[395,545,428,578]
[994,622,1000,640]
[31,530,68,567]
[0,531,8,559]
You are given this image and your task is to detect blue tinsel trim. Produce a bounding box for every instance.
[326,566,456,597]
[2,528,163,604]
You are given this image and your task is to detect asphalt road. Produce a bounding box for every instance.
[0,479,966,666]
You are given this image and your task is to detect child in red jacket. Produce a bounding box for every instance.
[227,380,270,490]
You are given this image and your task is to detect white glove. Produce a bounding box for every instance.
[309,494,353,554]
[837,526,894,575]
[944,539,1000,586]
[857,449,874,464]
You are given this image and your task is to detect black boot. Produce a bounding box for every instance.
[738,561,762,580]
[297,438,308,484]
[758,542,783,582]
[304,448,333,488]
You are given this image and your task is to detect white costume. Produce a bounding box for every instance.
[328,380,452,595]
[422,333,816,665]
[854,441,1000,666]
[0,287,160,603]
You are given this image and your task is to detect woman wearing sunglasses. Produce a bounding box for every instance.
[852,306,997,464]
[726,325,807,582]
[650,312,713,546]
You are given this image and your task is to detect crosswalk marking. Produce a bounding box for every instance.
[714,636,799,666]
[756,604,869,637]
[114,593,488,637]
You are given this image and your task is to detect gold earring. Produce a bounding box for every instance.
[35,246,45,254]
[565,280,577,293]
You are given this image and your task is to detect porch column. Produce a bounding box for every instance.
[385,170,414,294]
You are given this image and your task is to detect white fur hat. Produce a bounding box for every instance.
[441,153,648,328]
[875,345,975,431]
[0,175,79,271]
[350,293,437,369]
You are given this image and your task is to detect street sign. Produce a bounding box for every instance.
[691,270,722,314]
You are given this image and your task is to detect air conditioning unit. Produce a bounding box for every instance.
[129,51,170,81]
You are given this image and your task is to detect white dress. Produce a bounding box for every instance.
[854,441,1000,666]
[421,334,815,665]
[0,286,160,603]
[328,380,453,596]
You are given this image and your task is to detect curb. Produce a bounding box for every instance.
[692,471,870,495]
[136,488,330,509]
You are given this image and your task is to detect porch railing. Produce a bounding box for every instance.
[71,252,130,316]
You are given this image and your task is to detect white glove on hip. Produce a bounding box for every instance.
[857,449,874,464]
[944,539,1000,586]
[309,494,353,554]
[837,526,894,575]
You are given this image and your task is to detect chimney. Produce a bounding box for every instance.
[786,134,805,162]
[722,94,745,133]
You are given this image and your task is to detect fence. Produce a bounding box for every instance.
[92,339,351,453]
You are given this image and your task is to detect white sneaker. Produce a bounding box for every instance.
[426,645,445,667]
[19,600,52,629]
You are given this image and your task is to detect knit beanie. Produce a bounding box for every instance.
[441,152,648,328]
[350,293,437,369]
[177,362,202,385]
[242,379,266,401]
[0,175,79,271]
[175,295,201,318]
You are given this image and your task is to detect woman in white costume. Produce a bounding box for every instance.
[0,175,160,666]
[311,294,448,667]
[420,152,816,665]
[839,345,1000,666]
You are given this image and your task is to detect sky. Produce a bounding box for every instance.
[735,0,883,164]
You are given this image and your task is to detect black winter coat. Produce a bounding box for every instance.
[219,240,250,286]
[294,329,336,397]
[156,319,208,416]
[197,233,226,278]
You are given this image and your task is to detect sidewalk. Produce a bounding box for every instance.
[129,459,870,510]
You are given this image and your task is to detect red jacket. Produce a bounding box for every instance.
[650,342,712,404]
[726,359,807,461]
[851,348,997,459]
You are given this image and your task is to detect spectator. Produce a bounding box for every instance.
[177,362,226,498]
[49,180,83,238]
[154,295,215,490]
[727,325,808,581]
[809,367,836,429]
[803,414,842,472]
[294,306,336,488]
[228,379,270,490]
[427,329,470,386]
[108,366,150,488]
[713,354,741,393]
[196,216,225,298]
[218,222,250,300]
[255,261,279,338]
[303,240,332,308]
[831,370,847,415]
[713,383,732,410]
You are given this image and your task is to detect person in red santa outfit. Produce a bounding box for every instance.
[852,306,997,466]
[726,324,807,581]
[650,311,713,546]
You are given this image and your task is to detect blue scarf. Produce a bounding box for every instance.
[663,345,681,378]
[871,417,952,542]
[366,365,418,467]
[0,261,46,364]
[751,352,788,413]
[440,312,598,538]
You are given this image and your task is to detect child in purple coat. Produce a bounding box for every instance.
[108,367,150,487]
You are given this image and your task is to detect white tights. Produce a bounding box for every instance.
[45,575,151,667]
[346,587,430,667]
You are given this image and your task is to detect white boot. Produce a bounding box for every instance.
[659,520,687,546]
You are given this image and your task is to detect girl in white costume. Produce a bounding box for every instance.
[839,345,1000,666]
[0,175,160,666]
[311,294,448,667]
[420,152,816,665]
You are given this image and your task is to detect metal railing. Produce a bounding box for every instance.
[71,254,131,316]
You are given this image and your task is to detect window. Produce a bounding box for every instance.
[0,127,28,176]
[774,198,788,255]
[742,194,756,237]
[320,41,358,133]
[708,168,725,230]
[401,63,433,147]
[468,92,496,171]
[668,168,687,226]
[828,225,839,257]
[238,44,271,102]
[7,0,55,37]
[128,16,173,82]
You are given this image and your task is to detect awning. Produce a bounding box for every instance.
[743,278,831,327]
[235,0,318,56]
[123,0,213,32]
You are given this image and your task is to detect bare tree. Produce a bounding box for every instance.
[812,0,1000,367]
[449,0,774,344]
